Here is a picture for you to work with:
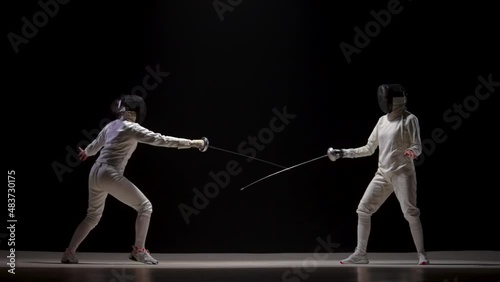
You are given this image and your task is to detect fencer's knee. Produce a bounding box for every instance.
[356,203,374,217]
[83,212,102,229]
[137,200,153,216]
[403,207,421,224]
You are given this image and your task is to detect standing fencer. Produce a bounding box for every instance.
[327,84,429,265]
[61,94,208,265]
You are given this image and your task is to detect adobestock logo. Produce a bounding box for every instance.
[7,0,71,54]
[178,106,297,225]
[340,0,412,64]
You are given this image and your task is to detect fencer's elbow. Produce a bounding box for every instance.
[367,146,377,156]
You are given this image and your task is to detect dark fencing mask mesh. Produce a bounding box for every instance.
[377,84,407,113]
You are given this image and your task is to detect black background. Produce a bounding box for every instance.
[4,0,499,254]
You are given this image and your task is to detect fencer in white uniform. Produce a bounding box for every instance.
[61,95,208,265]
[328,84,429,265]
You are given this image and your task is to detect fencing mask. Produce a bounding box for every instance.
[112,95,147,124]
[377,84,407,114]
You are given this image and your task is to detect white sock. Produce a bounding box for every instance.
[134,214,151,250]
[67,222,94,253]
[355,214,371,255]
[409,218,425,253]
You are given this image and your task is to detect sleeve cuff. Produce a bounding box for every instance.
[177,139,192,149]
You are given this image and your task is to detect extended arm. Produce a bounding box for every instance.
[343,131,378,158]
[127,122,203,149]
[328,120,379,161]
[343,121,379,158]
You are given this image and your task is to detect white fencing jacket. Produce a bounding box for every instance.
[343,103,422,176]
[85,119,193,171]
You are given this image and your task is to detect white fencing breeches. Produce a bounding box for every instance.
[68,163,153,252]
[354,168,425,255]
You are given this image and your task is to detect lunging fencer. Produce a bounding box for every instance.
[327,84,429,265]
[61,94,208,265]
